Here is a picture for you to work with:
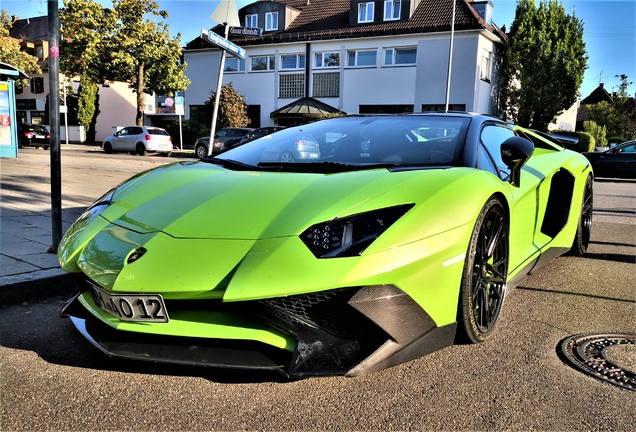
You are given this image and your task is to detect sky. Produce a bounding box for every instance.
[3,0,635,99]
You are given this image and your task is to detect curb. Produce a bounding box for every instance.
[0,272,79,306]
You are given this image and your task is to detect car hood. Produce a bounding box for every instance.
[100,161,438,239]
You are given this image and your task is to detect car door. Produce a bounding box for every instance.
[602,143,636,178]
[127,127,144,150]
[112,127,130,151]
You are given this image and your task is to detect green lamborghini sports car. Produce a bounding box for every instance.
[59,113,593,377]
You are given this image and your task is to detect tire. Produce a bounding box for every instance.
[42,146,49,150]
[161,152,171,157]
[279,151,295,162]
[136,143,147,156]
[103,142,113,154]
[457,197,509,344]
[196,144,208,159]
[569,175,593,256]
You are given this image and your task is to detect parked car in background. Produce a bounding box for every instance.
[102,126,173,156]
[17,123,50,149]
[583,140,636,179]
[195,127,254,159]
[236,126,286,146]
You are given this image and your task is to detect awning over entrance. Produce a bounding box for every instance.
[270,97,343,124]
[0,62,29,80]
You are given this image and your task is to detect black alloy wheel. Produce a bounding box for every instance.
[569,175,593,256]
[458,197,509,344]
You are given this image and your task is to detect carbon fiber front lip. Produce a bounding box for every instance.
[64,295,291,376]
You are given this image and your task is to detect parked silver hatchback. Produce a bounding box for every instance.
[102,126,173,156]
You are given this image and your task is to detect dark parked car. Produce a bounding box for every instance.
[237,126,286,145]
[583,140,636,179]
[195,127,254,159]
[17,123,50,149]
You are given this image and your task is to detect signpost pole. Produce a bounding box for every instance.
[207,25,229,157]
[48,0,62,251]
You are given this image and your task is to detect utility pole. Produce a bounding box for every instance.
[48,0,62,251]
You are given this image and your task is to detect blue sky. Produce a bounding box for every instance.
[4,0,635,99]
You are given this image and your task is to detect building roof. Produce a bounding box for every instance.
[8,16,48,42]
[580,83,614,105]
[186,0,505,49]
[270,97,343,118]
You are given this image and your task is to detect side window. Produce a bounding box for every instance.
[480,124,514,180]
[118,127,130,136]
[131,127,143,135]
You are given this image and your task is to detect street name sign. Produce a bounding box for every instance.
[229,26,263,37]
[201,28,246,59]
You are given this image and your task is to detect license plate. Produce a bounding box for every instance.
[35,135,45,139]
[88,283,169,323]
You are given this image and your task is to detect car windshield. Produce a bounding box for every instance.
[215,115,470,172]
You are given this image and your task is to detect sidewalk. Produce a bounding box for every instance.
[0,143,195,305]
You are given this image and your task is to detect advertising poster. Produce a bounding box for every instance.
[0,82,11,146]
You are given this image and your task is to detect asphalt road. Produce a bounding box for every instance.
[1,147,635,430]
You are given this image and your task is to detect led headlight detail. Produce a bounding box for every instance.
[301,204,414,258]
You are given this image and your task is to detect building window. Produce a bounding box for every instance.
[421,104,466,112]
[347,50,377,67]
[245,14,257,27]
[279,74,305,98]
[312,72,340,97]
[281,54,305,70]
[480,50,492,82]
[384,47,417,65]
[251,55,275,71]
[35,45,44,60]
[358,2,374,23]
[384,0,401,21]
[265,12,278,31]
[224,58,245,72]
[30,77,44,94]
[315,52,340,68]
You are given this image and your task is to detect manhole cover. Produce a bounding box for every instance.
[559,333,636,391]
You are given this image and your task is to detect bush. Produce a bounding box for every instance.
[607,136,627,146]
[165,120,208,149]
[582,120,607,148]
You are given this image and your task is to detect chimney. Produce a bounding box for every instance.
[600,83,604,89]
[12,14,19,22]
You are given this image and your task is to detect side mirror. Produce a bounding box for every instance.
[501,136,534,187]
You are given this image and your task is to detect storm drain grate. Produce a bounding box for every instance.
[559,333,636,391]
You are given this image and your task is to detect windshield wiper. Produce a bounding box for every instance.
[204,157,260,171]
[258,160,402,173]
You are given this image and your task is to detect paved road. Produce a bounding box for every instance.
[1,148,635,430]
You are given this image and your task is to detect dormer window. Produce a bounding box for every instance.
[265,12,278,31]
[358,2,374,23]
[245,14,257,27]
[35,45,44,60]
[384,0,401,21]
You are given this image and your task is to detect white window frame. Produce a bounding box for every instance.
[265,12,278,31]
[480,50,492,82]
[245,14,257,28]
[384,47,417,66]
[250,55,276,71]
[358,2,374,23]
[384,0,401,21]
[346,49,377,67]
[314,52,340,68]
[224,57,245,73]
[281,54,306,70]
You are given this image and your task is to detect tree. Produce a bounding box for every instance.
[204,83,250,129]
[109,0,190,125]
[587,75,636,140]
[0,10,42,85]
[504,0,587,130]
[60,0,190,126]
[582,120,607,148]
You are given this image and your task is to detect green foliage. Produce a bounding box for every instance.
[165,119,208,147]
[318,112,346,120]
[0,9,42,84]
[607,136,627,145]
[204,83,250,129]
[60,0,190,126]
[504,0,587,130]
[587,75,636,140]
[582,120,607,148]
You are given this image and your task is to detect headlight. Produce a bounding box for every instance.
[300,204,414,258]
[71,188,116,229]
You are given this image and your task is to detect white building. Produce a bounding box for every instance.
[182,0,507,127]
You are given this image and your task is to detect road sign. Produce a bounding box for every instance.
[201,28,246,59]
[229,26,263,38]
[175,96,184,105]
[165,97,174,107]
